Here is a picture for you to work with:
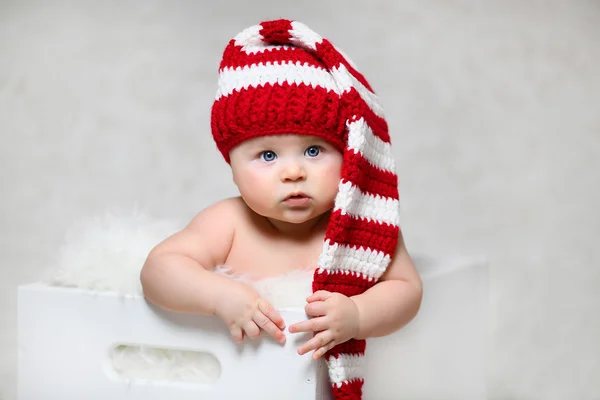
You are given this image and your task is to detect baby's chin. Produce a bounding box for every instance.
[273,207,331,224]
[243,198,333,226]
[275,214,317,225]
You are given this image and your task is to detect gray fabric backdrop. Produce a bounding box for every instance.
[1,1,599,399]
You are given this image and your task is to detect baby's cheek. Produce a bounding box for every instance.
[324,163,342,184]
[244,170,275,197]
[242,167,264,185]
[329,155,343,177]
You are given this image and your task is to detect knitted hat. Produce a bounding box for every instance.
[211,19,400,400]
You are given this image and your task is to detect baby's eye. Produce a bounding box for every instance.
[305,146,321,158]
[260,150,277,162]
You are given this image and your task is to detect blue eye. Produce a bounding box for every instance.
[260,151,277,162]
[305,146,320,157]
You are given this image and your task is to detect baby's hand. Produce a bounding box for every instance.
[288,291,360,359]
[215,280,286,344]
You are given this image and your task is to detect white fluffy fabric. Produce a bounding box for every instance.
[212,265,312,309]
[45,211,182,296]
[110,344,222,384]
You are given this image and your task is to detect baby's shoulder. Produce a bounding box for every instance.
[147,197,248,268]
[199,196,244,216]
[188,196,247,230]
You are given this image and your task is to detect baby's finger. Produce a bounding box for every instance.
[305,301,327,317]
[229,326,244,343]
[307,290,332,303]
[258,298,285,330]
[289,316,328,334]
[254,311,286,343]
[243,320,261,339]
[298,330,333,356]
[313,340,337,360]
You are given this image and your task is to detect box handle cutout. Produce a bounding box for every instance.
[109,344,221,384]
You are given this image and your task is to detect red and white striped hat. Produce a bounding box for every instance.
[211,19,400,400]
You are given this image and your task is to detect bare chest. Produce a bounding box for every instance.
[224,231,323,279]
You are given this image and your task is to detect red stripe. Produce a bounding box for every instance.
[342,151,399,200]
[315,39,374,93]
[259,19,293,44]
[325,209,399,256]
[327,338,366,358]
[331,378,364,399]
[346,88,390,143]
[313,269,375,296]
[211,83,346,161]
[219,41,328,71]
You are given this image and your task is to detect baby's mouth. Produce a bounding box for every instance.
[284,191,309,199]
[283,193,311,205]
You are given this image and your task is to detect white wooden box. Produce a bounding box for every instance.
[18,256,488,399]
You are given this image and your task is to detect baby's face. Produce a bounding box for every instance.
[229,134,343,225]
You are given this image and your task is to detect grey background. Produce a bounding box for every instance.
[1,1,599,399]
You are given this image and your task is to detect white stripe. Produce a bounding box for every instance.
[317,239,390,279]
[331,64,385,119]
[335,181,400,227]
[239,42,295,55]
[215,62,339,100]
[326,353,364,387]
[347,118,396,173]
[233,24,263,53]
[289,21,322,50]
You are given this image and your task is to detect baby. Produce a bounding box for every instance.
[141,19,423,399]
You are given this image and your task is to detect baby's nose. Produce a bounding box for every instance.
[281,163,307,181]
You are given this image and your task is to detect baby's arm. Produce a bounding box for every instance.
[351,229,423,339]
[140,199,237,315]
[289,229,423,358]
[140,198,286,343]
